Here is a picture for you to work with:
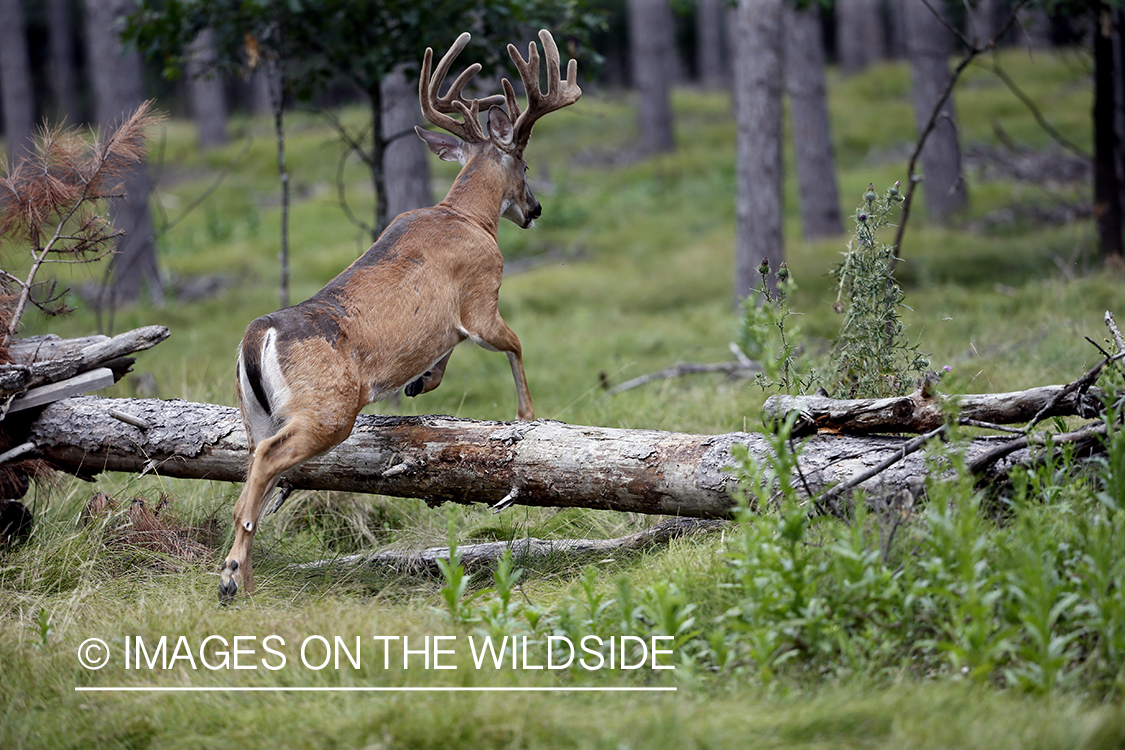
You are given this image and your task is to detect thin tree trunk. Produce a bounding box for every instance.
[784,4,843,240]
[1094,3,1124,263]
[266,56,291,309]
[1019,5,1052,50]
[84,0,161,308]
[835,0,885,73]
[45,0,79,124]
[904,0,968,222]
[247,68,273,117]
[0,0,36,164]
[695,0,730,88]
[733,0,784,303]
[970,0,1002,46]
[382,67,432,220]
[367,82,389,240]
[763,384,1106,435]
[185,30,229,150]
[626,0,677,155]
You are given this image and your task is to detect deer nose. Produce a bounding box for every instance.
[527,200,542,223]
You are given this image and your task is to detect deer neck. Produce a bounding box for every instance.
[439,148,509,236]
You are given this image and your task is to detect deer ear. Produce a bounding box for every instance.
[487,106,514,149]
[416,126,465,163]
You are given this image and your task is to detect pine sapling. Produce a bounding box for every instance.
[0,101,163,346]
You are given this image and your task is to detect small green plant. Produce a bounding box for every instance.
[738,259,817,395]
[832,183,929,398]
[435,516,472,624]
[30,608,52,651]
[473,547,526,636]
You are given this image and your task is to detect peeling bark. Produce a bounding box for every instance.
[20,396,1037,517]
[0,326,169,402]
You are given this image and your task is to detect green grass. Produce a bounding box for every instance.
[2,47,1123,748]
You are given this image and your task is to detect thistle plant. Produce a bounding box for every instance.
[832,183,928,398]
[738,258,817,395]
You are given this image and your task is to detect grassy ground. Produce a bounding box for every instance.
[3,48,1124,748]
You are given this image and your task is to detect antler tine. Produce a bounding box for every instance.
[501,77,522,125]
[419,32,504,143]
[440,63,506,114]
[505,29,582,156]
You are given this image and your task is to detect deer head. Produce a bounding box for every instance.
[415,30,581,229]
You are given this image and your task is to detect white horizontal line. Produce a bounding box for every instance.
[75,686,676,693]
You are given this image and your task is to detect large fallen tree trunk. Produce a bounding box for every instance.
[15,396,1047,518]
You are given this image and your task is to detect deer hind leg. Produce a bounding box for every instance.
[404,350,454,398]
[219,414,351,603]
[460,314,534,421]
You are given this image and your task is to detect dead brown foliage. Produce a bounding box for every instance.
[81,492,219,568]
[0,102,165,345]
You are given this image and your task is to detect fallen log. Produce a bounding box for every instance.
[295,517,726,574]
[0,325,170,403]
[762,383,1106,435]
[20,396,1042,517]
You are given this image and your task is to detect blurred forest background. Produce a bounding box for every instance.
[1,0,1120,316]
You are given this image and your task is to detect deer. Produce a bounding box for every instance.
[218,30,581,603]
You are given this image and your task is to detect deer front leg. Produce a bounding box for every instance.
[461,313,534,420]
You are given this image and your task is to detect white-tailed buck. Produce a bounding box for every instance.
[219,30,581,602]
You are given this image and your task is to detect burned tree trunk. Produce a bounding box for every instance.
[19,396,1044,517]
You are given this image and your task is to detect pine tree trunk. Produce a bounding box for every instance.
[83,0,161,307]
[626,0,677,155]
[0,0,36,163]
[45,0,79,124]
[835,0,885,73]
[185,30,229,150]
[733,0,784,303]
[970,0,1002,45]
[246,68,273,117]
[695,0,730,88]
[904,0,968,222]
[1019,6,1053,50]
[784,4,843,240]
[1094,3,1125,263]
[382,67,432,221]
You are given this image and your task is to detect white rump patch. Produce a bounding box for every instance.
[239,327,291,444]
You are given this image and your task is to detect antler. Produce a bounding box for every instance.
[503,29,582,156]
[419,32,507,144]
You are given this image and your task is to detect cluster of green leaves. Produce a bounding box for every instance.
[125,0,603,96]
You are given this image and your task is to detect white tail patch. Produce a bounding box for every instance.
[259,328,291,409]
[239,328,291,445]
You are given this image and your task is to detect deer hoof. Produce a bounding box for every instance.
[218,559,240,604]
[404,375,426,398]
